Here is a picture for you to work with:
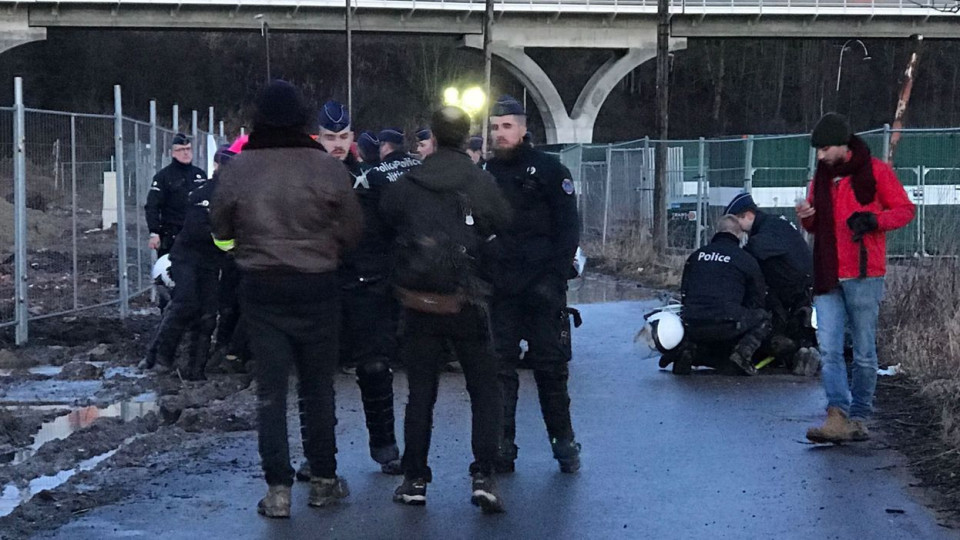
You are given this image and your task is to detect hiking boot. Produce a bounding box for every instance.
[257,485,291,518]
[849,419,871,441]
[551,439,582,473]
[470,473,505,514]
[728,351,758,376]
[672,347,694,375]
[380,460,403,475]
[296,461,311,482]
[806,407,854,444]
[393,477,427,506]
[308,476,349,508]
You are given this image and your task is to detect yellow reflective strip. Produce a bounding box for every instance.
[213,236,235,252]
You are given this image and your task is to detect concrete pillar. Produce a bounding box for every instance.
[0,12,47,55]
[465,35,686,144]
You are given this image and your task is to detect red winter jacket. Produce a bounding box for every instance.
[801,157,915,279]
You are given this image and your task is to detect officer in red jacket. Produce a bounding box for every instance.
[797,113,915,444]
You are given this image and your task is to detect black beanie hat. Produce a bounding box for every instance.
[811,113,852,148]
[254,80,309,129]
[431,107,471,149]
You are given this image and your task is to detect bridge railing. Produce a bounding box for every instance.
[558,125,960,258]
[1,78,229,344]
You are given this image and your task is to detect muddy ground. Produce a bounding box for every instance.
[0,275,955,538]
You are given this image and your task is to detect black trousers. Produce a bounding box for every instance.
[492,272,575,460]
[341,278,397,452]
[215,258,248,358]
[399,304,501,481]
[150,260,219,371]
[681,308,772,369]
[241,272,341,486]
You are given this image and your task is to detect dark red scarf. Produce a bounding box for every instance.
[811,135,876,295]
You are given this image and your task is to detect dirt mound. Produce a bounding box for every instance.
[0,198,64,255]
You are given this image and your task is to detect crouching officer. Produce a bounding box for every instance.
[145,133,207,257]
[725,193,819,375]
[141,146,234,379]
[310,100,402,476]
[484,95,582,474]
[664,215,771,375]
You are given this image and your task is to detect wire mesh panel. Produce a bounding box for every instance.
[0,108,14,327]
[701,137,750,240]
[606,147,651,243]
[123,119,154,301]
[578,161,607,242]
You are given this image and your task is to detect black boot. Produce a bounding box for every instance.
[357,361,400,473]
[182,331,211,381]
[551,438,582,473]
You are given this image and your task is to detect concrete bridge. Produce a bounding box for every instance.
[1,0,957,143]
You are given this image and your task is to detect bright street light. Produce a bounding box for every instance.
[443,87,460,107]
[441,86,486,117]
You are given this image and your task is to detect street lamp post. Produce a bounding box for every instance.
[836,39,871,92]
[254,14,272,83]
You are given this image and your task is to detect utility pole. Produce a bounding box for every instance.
[481,0,494,156]
[653,0,670,253]
[346,0,353,118]
[887,34,923,164]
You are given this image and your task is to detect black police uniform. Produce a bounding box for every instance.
[674,231,771,374]
[145,159,207,256]
[743,211,816,356]
[146,177,224,380]
[483,142,581,471]
[338,150,417,471]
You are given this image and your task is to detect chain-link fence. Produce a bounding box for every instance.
[561,127,960,257]
[2,78,228,344]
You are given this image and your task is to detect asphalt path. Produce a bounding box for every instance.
[38,300,957,539]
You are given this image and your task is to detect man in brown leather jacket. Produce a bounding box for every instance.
[211,80,362,519]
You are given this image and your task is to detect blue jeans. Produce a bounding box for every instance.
[813,277,885,420]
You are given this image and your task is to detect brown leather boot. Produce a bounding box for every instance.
[806,407,853,444]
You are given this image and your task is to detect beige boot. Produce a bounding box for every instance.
[257,485,291,518]
[806,407,853,444]
[309,476,350,508]
[848,419,871,441]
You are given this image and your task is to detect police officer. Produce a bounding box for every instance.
[725,193,819,375]
[357,131,381,166]
[466,135,484,166]
[483,95,582,474]
[145,133,207,256]
[666,215,771,376]
[369,128,421,185]
[415,127,435,159]
[312,100,402,476]
[141,146,233,379]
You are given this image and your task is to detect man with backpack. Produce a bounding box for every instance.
[380,106,512,514]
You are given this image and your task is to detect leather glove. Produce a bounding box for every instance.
[847,211,878,242]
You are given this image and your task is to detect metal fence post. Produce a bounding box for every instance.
[148,101,158,303]
[191,110,198,164]
[744,135,754,193]
[219,120,225,141]
[172,103,179,133]
[114,85,129,319]
[208,106,214,134]
[807,146,817,181]
[696,137,706,249]
[882,123,891,164]
[602,145,614,250]
[71,114,79,311]
[13,77,28,344]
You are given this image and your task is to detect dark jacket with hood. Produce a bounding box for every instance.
[379,147,511,301]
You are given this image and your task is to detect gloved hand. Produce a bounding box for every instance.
[847,211,878,242]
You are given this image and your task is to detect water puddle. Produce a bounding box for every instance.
[0,365,63,378]
[1,393,157,465]
[0,361,144,380]
[0,440,132,518]
[568,275,655,304]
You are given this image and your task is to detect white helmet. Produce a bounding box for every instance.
[646,311,684,353]
[151,254,175,289]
